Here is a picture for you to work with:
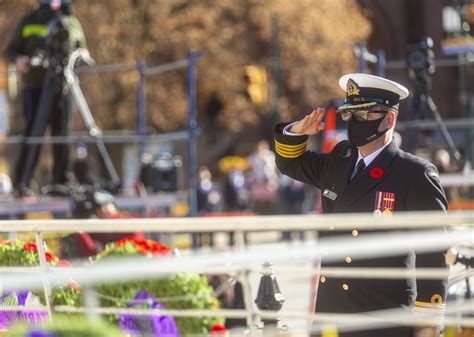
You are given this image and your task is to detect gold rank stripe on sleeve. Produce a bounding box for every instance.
[275,146,306,158]
[275,139,307,151]
[275,140,307,158]
[414,301,446,309]
[415,293,444,308]
[414,295,445,325]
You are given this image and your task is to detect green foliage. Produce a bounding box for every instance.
[0,239,81,308]
[50,286,81,307]
[1,291,19,306]
[5,315,121,337]
[95,240,140,259]
[0,240,40,267]
[95,238,223,335]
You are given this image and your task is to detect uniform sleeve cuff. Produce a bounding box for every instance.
[414,300,446,310]
[274,139,307,158]
[283,122,304,136]
[415,294,444,308]
[414,294,446,324]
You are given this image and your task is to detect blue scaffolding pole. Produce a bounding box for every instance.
[132,52,201,231]
[136,59,147,158]
[187,51,201,248]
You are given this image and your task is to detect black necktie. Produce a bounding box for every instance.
[350,160,366,183]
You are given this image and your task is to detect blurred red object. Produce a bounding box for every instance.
[210,323,228,337]
[322,106,337,153]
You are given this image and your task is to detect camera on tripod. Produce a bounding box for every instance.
[140,152,183,193]
[47,13,70,65]
[407,37,436,91]
[30,13,71,70]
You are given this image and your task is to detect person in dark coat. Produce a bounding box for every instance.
[4,0,88,196]
[274,73,448,337]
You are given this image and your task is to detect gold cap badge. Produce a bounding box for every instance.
[346,79,360,97]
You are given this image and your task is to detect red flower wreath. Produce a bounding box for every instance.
[23,242,38,252]
[45,251,56,262]
[57,259,73,267]
[115,236,172,255]
[370,167,384,179]
[210,323,228,337]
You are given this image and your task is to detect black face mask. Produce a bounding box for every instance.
[347,116,388,147]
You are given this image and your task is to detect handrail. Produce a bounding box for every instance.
[0,211,471,233]
[0,130,191,145]
[1,211,472,333]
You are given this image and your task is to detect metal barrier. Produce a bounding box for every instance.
[1,52,201,216]
[1,211,473,334]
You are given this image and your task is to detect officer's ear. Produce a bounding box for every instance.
[380,109,397,130]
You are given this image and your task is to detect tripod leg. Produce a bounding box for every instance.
[426,95,463,168]
[95,139,120,184]
[14,89,40,188]
[51,90,72,185]
[406,92,424,154]
[64,67,121,185]
[18,71,56,190]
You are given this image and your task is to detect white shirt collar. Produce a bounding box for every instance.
[355,141,391,168]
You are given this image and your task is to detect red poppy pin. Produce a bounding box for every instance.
[370,167,384,179]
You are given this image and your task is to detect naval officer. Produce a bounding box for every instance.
[274,73,448,337]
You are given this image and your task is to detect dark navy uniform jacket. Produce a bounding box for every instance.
[274,123,448,337]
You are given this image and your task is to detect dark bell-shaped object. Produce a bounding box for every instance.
[255,261,285,312]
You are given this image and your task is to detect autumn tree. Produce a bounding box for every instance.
[1,0,370,135]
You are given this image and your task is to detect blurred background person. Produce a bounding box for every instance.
[0,173,13,220]
[72,143,94,185]
[138,152,154,195]
[433,148,453,174]
[196,165,222,246]
[4,0,89,196]
[0,173,13,200]
[197,165,222,215]
[279,175,307,241]
[218,155,252,246]
[247,140,279,214]
[433,148,460,203]
[224,169,252,213]
[219,155,252,213]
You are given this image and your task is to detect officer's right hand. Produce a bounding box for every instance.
[15,56,30,73]
[289,108,326,135]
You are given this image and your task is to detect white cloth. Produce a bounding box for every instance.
[282,122,301,136]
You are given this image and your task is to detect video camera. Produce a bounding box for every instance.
[71,189,116,219]
[406,37,436,91]
[47,13,70,65]
[30,12,72,70]
[140,152,183,193]
[41,183,116,219]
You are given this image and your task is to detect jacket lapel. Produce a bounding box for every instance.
[335,141,399,212]
[329,145,357,198]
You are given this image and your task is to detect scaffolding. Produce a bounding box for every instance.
[0,51,201,216]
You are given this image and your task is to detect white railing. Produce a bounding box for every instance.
[1,211,473,335]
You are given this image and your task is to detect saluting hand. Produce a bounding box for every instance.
[289,108,326,135]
